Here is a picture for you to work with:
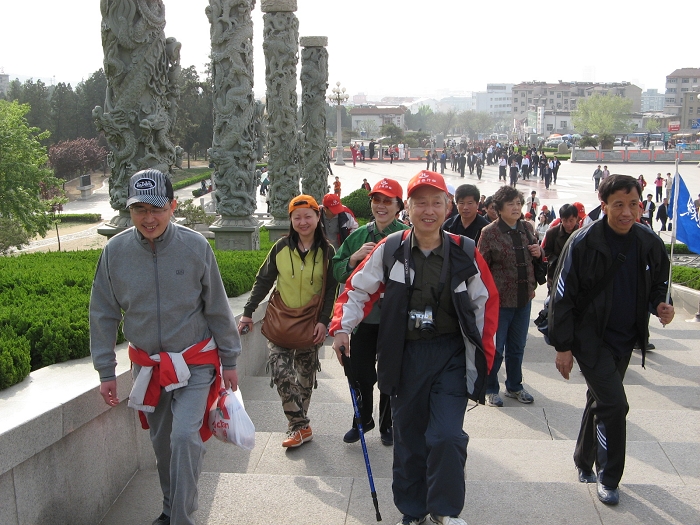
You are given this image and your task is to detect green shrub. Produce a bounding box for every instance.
[342,189,372,219]
[0,327,31,390]
[57,213,102,223]
[172,171,212,190]
[0,229,280,389]
[672,266,700,290]
[666,243,699,255]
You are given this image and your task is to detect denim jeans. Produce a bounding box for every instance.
[486,302,532,394]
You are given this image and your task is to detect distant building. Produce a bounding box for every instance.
[475,83,513,117]
[664,67,700,115]
[0,74,9,97]
[349,106,407,134]
[353,92,368,105]
[511,80,641,135]
[679,88,700,132]
[438,95,475,113]
[641,89,665,112]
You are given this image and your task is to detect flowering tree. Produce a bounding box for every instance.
[48,137,107,180]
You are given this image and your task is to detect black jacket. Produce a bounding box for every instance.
[549,218,670,367]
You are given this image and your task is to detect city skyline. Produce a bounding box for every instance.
[1,1,694,101]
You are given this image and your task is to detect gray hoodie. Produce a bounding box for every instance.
[90,223,241,382]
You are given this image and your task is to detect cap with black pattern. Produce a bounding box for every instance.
[127,169,174,208]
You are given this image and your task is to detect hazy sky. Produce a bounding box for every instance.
[1,1,694,100]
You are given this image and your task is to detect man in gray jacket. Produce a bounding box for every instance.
[90,169,241,525]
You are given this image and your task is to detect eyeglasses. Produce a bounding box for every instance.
[371,195,396,205]
[130,205,170,216]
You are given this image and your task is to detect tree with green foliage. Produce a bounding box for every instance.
[6,78,53,139]
[380,123,404,143]
[572,93,633,135]
[75,69,108,140]
[429,108,459,138]
[405,104,433,131]
[644,117,661,132]
[459,111,495,140]
[171,65,213,161]
[50,82,79,143]
[0,100,59,238]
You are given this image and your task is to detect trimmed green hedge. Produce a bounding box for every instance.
[672,266,700,290]
[172,171,212,190]
[342,189,372,219]
[0,229,276,390]
[666,243,698,255]
[57,213,102,223]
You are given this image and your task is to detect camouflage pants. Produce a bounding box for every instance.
[267,342,320,431]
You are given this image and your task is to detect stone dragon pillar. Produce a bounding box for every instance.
[206,0,261,250]
[299,36,329,205]
[94,0,181,236]
[261,0,299,240]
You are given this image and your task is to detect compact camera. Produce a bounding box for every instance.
[407,306,437,338]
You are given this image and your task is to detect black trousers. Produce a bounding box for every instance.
[350,322,392,432]
[574,346,631,488]
[392,333,468,518]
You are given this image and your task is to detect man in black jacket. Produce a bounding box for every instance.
[542,203,579,288]
[444,184,489,245]
[549,175,674,506]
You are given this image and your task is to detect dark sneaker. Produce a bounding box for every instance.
[397,515,426,525]
[343,419,374,443]
[597,480,620,505]
[577,467,596,483]
[152,513,170,525]
[504,388,534,404]
[380,427,393,446]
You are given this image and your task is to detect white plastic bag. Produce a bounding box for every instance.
[208,388,255,450]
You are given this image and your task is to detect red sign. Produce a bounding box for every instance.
[669,121,681,132]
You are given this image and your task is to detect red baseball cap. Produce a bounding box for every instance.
[407,170,448,197]
[322,193,344,214]
[369,178,403,200]
[572,201,586,219]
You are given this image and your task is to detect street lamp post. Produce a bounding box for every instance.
[328,81,349,166]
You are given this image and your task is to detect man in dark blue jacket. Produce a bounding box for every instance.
[549,175,674,506]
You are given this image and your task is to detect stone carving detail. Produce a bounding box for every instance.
[206,0,259,218]
[94,0,180,211]
[263,10,300,219]
[300,43,329,204]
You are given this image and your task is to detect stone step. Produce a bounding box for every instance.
[99,470,700,525]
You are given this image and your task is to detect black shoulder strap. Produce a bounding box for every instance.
[382,230,407,282]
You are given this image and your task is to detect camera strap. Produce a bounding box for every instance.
[403,230,451,312]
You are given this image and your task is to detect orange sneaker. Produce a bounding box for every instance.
[282,426,313,448]
[299,425,313,443]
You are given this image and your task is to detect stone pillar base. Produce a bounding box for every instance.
[97,210,131,239]
[266,218,290,243]
[77,185,95,200]
[210,216,261,251]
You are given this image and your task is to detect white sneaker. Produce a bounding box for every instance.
[396,516,427,525]
[429,516,467,525]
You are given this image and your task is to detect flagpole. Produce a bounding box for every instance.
[666,159,681,304]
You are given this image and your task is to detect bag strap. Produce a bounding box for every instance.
[314,247,328,322]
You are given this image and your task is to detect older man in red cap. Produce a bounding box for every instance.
[331,171,498,525]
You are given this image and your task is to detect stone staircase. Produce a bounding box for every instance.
[99,296,700,525]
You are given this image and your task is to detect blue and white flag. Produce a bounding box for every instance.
[669,172,700,254]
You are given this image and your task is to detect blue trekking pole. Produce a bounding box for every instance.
[340,347,382,521]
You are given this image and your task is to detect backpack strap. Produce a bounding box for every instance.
[382,230,410,283]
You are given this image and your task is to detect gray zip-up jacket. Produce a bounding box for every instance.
[90,223,241,382]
